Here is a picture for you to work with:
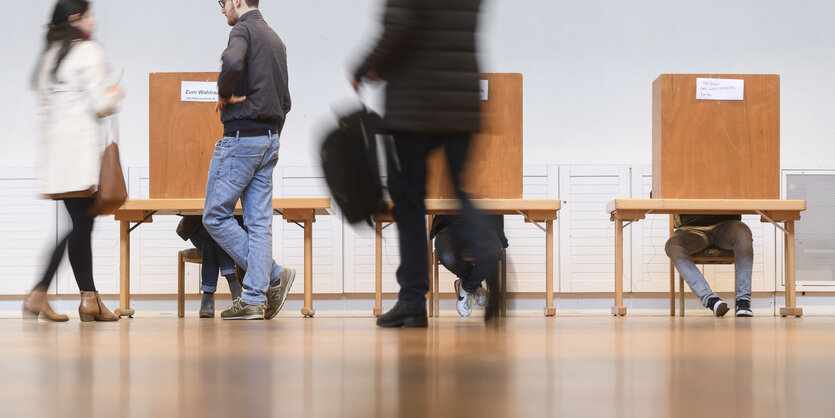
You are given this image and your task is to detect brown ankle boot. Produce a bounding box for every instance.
[78,291,119,322]
[23,288,69,322]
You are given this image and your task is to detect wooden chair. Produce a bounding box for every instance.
[429,248,508,317]
[177,248,203,318]
[669,216,735,316]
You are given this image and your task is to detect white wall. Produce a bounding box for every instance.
[2,0,834,170]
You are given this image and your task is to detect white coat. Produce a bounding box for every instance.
[36,40,122,198]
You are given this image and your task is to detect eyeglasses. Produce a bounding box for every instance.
[217,0,226,8]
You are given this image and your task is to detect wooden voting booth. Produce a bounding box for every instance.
[150,72,223,199]
[151,72,524,200]
[652,74,780,199]
[427,73,523,199]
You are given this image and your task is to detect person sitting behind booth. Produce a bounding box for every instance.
[664,214,754,317]
[177,215,243,318]
[430,215,509,317]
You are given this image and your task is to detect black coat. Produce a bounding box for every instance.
[354,0,482,134]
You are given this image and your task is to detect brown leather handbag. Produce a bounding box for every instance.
[89,116,127,216]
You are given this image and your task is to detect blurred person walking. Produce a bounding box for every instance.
[24,0,124,322]
[351,0,500,327]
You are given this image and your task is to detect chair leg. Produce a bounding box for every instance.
[679,274,685,317]
[433,252,440,317]
[669,259,675,316]
[429,252,437,317]
[177,251,185,318]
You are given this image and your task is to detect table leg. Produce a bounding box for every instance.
[301,219,315,318]
[119,220,134,318]
[545,219,556,316]
[374,219,383,317]
[611,218,627,316]
[501,249,507,317]
[780,220,803,317]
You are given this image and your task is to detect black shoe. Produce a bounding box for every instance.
[707,297,729,317]
[199,292,214,318]
[735,299,753,317]
[376,302,428,328]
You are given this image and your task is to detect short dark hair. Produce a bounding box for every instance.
[243,0,258,7]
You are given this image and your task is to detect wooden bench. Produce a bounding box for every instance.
[372,199,561,317]
[608,198,806,317]
[114,198,330,317]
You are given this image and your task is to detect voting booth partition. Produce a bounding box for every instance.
[628,74,805,317]
[652,74,780,200]
[426,73,523,199]
[149,72,223,199]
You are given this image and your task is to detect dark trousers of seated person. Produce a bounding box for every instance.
[37,197,96,292]
[391,132,499,309]
[434,223,502,293]
[665,220,754,307]
[189,226,237,293]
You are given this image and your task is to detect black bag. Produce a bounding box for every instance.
[320,107,388,225]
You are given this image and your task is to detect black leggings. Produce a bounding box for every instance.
[36,197,97,292]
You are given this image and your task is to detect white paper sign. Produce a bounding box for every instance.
[696,78,744,101]
[181,81,219,102]
[480,79,488,101]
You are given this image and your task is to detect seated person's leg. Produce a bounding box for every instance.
[470,231,503,307]
[711,220,754,316]
[190,227,220,318]
[665,229,726,314]
[213,239,242,301]
[434,224,475,287]
[435,224,477,317]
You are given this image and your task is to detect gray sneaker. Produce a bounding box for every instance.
[474,286,488,307]
[220,297,265,320]
[265,267,296,319]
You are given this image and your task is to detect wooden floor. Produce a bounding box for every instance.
[2,316,835,418]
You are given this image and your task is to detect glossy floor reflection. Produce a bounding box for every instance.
[1,316,834,418]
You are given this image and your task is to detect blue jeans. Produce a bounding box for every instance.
[189,227,236,293]
[665,220,754,307]
[203,132,284,305]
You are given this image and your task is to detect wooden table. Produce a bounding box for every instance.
[607,199,806,317]
[372,199,561,317]
[114,198,331,317]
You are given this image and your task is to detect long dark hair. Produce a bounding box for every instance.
[32,0,90,86]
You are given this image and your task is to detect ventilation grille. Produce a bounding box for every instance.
[786,173,835,284]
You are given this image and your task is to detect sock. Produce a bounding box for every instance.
[226,275,242,300]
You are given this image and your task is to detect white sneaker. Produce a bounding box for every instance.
[454,279,474,317]
[474,286,488,306]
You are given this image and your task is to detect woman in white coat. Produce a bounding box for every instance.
[23,0,124,321]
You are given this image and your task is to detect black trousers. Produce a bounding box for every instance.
[390,132,499,308]
[434,223,503,293]
[37,197,96,292]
